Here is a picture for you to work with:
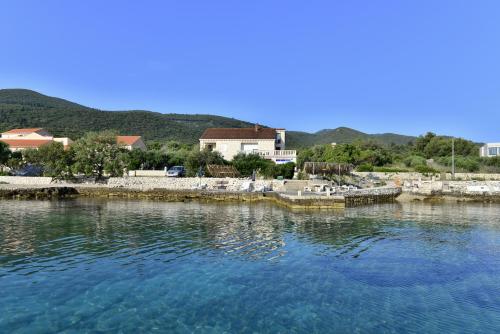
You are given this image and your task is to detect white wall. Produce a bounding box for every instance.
[200,139,276,160]
[0,176,54,185]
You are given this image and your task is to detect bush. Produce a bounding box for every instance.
[414,165,438,174]
[357,163,374,172]
[271,162,296,179]
[373,166,410,173]
[437,156,480,172]
[404,155,427,168]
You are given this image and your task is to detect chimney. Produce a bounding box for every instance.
[254,124,261,132]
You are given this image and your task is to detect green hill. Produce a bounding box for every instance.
[0,89,254,142]
[287,127,415,148]
[0,89,416,147]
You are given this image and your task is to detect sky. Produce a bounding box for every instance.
[1,0,499,141]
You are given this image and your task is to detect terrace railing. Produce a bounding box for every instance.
[251,149,297,158]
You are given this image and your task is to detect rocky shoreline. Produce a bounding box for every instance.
[4,175,500,208]
[0,183,402,209]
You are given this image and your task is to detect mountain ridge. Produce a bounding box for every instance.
[0,89,416,148]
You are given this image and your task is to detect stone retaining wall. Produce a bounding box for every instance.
[0,176,53,185]
[404,180,500,196]
[354,172,500,181]
[344,187,402,206]
[128,170,166,177]
[107,177,275,192]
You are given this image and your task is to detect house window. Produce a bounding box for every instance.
[488,147,498,156]
[276,133,282,144]
[241,143,259,153]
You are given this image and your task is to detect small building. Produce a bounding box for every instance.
[199,125,296,164]
[480,143,500,157]
[0,128,73,151]
[0,139,54,152]
[117,136,147,151]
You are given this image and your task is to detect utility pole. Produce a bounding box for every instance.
[451,137,455,179]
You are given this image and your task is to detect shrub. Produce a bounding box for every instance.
[414,165,438,174]
[271,162,296,179]
[373,166,410,173]
[437,156,480,172]
[404,155,427,168]
[357,163,374,172]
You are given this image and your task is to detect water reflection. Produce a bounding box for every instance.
[2,200,500,333]
[2,200,500,270]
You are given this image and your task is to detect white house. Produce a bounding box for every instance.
[0,128,73,151]
[199,125,296,164]
[480,143,500,157]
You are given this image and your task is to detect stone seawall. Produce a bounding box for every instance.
[345,188,402,206]
[0,185,402,209]
[401,180,500,203]
[0,186,78,200]
[76,187,266,203]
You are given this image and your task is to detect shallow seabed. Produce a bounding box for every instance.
[1,199,500,333]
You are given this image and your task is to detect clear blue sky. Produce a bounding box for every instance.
[1,0,499,141]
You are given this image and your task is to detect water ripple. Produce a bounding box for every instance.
[2,200,500,333]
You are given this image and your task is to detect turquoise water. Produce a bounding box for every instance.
[1,200,500,333]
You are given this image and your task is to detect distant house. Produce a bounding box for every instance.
[480,143,500,157]
[117,136,147,151]
[1,128,52,139]
[0,128,73,152]
[199,125,296,164]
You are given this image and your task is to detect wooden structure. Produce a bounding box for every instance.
[206,164,240,178]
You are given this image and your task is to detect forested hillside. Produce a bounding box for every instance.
[0,89,253,142]
[0,89,415,147]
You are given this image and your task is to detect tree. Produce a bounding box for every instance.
[185,148,226,176]
[127,149,171,170]
[231,153,275,177]
[0,141,12,165]
[72,131,128,179]
[23,142,75,180]
[6,151,23,170]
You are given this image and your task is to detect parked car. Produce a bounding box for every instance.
[166,166,185,177]
[11,165,44,177]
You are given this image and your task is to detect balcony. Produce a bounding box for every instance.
[251,149,297,163]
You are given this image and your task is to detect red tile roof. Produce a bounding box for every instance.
[2,128,45,135]
[200,127,277,140]
[0,139,53,148]
[117,136,142,145]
